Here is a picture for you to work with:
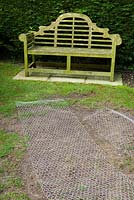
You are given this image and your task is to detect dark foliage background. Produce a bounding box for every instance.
[0,0,134,69]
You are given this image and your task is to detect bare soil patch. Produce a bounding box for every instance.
[1,105,134,199]
[122,71,134,87]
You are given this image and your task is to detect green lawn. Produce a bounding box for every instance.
[0,62,134,116]
[0,130,30,200]
[0,62,134,199]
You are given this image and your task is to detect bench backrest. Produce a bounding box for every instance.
[33,13,121,49]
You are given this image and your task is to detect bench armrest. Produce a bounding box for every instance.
[19,32,34,42]
[19,32,35,51]
[111,34,122,46]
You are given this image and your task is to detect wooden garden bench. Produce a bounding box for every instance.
[19,13,122,81]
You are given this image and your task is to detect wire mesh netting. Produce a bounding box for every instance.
[16,100,134,200]
[82,109,134,157]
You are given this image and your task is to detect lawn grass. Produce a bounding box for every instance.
[0,130,30,200]
[0,131,21,158]
[0,62,134,199]
[0,62,134,116]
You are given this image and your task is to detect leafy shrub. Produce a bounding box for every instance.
[0,0,134,69]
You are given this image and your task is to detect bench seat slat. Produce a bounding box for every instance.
[28,46,112,58]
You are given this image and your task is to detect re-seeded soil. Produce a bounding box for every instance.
[0,101,134,199]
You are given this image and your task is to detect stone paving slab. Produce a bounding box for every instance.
[13,70,123,86]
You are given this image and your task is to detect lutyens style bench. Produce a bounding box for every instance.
[19,13,122,81]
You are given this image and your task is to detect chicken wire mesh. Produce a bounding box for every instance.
[16,100,134,200]
[82,109,134,157]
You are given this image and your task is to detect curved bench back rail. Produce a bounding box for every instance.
[33,13,121,49]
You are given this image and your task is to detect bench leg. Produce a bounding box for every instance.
[110,57,115,82]
[110,46,116,81]
[66,56,71,72]
[24,50,29,77]
[32,55,36,68]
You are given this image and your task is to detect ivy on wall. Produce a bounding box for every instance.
[0,0,134,69]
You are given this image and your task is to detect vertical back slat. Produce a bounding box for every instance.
[88,28,92,48]
[72,17,75,47]
[54,26,57,47]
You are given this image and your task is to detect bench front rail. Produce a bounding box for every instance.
[19,13,122,81]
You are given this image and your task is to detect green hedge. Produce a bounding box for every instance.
[0,0,134,69]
